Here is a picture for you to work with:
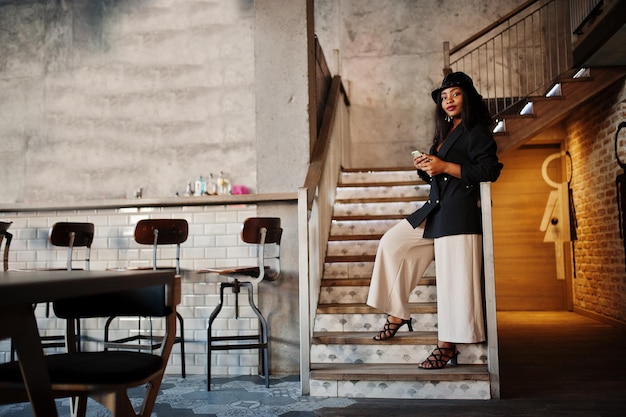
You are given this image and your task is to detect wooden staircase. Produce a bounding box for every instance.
[494,66,626,154]
[309,168,492,399]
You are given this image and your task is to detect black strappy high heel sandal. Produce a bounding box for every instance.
[418,344,459,369]
[372,316,413,341]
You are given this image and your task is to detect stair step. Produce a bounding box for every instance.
[333,214,406,221]
[318,282,436,304]
[339,168,419,185]
[499,113,536,120]
[332,201,423,217]
[312,330,437,345]
[330,219,401,236]
[314,311,438,333]
[311,336,488,365]
[325,254,376,263]
[337,180,422,187]
[310,363,489,381]
[342,166,417,172]
[309,363,491,399]
[328,234,383,241]
[322,260,436,280]
[317,302,437,315]
[327,240,379,257]
[310,165,496,400]
[527,94,565,102]
[335,196,427,204]
[320,276,435,286]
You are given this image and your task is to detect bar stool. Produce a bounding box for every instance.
[197,217,282,391]
[104,218,188,377]
[10,222,94,360]
[43,222,95,352]
[0,221,12,272]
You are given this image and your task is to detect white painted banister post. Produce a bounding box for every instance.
[481,182,500,399]
[298,187,311,395]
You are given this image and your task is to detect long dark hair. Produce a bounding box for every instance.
[432,85,492,147]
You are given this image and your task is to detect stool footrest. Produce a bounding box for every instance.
[210,344,267,350]
[210,335,264,342]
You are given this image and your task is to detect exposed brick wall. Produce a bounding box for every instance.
[566,79,626,324]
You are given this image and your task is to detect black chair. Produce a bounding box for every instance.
[104,218,187,377]
[10,222,95,360]
[48,222,94,272]
[42,222,95,352]
[0,221,12,272]
[0,275,181,417]
[198,217,282,390]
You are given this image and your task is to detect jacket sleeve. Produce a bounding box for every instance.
[460,124,503,185]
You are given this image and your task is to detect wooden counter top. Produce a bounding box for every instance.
[0,192,298,213]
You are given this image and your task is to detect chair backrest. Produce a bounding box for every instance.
[241,217,282,281]
[48,222,95,271]
[53,285,170,321]
[134,219,189,274]
[51,275,179,416]
[0,221,12,272]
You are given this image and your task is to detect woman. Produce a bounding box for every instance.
[366,71,503,369]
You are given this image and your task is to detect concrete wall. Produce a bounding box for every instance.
[0,0,308,377]
[0,0,310,204]
[315,0,526,168]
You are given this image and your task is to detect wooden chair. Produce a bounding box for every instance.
[0,275,181,417]
[48,222,95,272]
[104,218,187,377]
[10,222,95,360]
[43,222,95,352]
[0,221,12,272]
[198,217,282,390]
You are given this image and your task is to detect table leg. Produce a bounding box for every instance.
[0,305,59,417]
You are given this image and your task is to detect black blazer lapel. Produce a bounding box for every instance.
[432,125,463,159]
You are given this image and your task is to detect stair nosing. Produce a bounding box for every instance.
[310,363,490,381]
[341,167,417,173]
[325,255,376,263]
[312,330,438,345]
[335,196,427,204]
[332,215,405,221]
[316,302,437,315]
[328,234,383,241]
[320,277,436,286]
[337,180,424,188]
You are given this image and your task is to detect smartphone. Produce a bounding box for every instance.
[411,149,426,158]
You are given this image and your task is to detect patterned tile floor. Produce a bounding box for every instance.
[2,312,625,416]
[0,374,355,417]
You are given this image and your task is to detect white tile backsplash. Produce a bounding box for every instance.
[0,204,262,378]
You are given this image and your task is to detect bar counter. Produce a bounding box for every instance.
[0,192,300,378]
[0,192,298,213]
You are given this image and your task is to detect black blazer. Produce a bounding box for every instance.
[406,122,503,238]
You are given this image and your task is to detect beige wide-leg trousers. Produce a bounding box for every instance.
[366,219,486,343]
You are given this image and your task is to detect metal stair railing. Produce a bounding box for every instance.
[443,0,574,120]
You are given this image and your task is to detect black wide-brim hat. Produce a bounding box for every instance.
[431,71,479,103]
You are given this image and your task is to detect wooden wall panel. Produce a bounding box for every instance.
[491,145,566,310]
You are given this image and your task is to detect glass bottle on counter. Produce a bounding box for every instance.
[206,173,218,195]
[194,176,206,196]
[184,181,193,196]
[217,171,231,195]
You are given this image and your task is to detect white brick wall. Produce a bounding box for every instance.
[0,203,269,378]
